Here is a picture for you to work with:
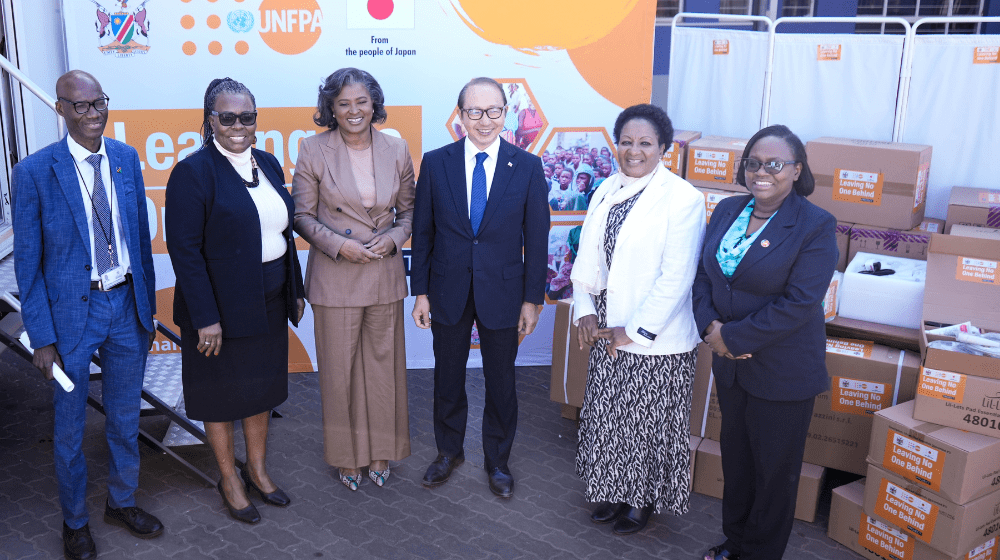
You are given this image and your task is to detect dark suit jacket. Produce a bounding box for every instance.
[410,138,549,329]
[165,142,304,338]
[12,136,156,355]
[692,192,838,402]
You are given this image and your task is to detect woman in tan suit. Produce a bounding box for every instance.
[292,68,414,491]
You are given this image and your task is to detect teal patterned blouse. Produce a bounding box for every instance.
[716,199,777,278]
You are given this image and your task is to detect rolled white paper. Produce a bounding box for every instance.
[18,332,74,392]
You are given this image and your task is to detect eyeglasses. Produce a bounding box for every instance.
[211,110,258,127]
[740,158,798,175]
[462,106,505,120]
[58,95,109,114]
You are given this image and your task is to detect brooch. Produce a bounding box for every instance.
[116,167,121,173]
[761,240,770,248]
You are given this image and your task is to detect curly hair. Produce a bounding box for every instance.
[314,68,387,130]
[201,77,256,145]
[735,124,816,197]
[612,104,674,149]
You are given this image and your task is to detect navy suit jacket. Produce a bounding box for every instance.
[692,192,838,402]
[165,142,304,338]
[410,139,549,329]
[12,136,156,355]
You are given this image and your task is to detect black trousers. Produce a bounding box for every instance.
[717,378,816,560]
[430,284,519,471]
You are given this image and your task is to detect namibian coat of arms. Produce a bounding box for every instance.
[92,0,152,57]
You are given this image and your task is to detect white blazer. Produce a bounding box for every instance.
[573,165,706,356]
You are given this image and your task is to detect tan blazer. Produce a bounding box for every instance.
[292,128,415,307]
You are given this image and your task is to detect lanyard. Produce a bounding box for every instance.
[71,155,117,261]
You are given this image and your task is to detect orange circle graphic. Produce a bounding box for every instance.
[182,41,197,55]
[258,0,323,55]
[235,41,250,55]
[208,41,223,55]
[180,15,195,29]
[207,14,221,29]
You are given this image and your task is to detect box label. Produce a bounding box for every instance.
[859,514,914,560]
[974,46,1000,64]
[663,141,682,173]
[826,337,874,358]
[914,162,929,213]
[956,257,999,285]
[981,192,1000,204]
[818,44,842,61]
[915,221,940,233]
[713,39,729,55]
[883,429,945,492]
[917,368,966,403]
[824,278,839,321]
[968,538,998,560]
[833,169,883,205]
[689,149,733,183]
[832,376,891,415]
[704,192,735,223]
[876,479,940,543]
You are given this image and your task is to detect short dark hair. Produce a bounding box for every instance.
[613,104,673,149]
[735,124,815,197]
[314,68,387,130]
[457,77,507,110]
[201,77,256,145]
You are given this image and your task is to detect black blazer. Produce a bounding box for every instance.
[165,142,304,338]
[692,192,838,402]
[409,138,549,329]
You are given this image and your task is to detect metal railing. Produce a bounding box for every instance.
[0,53,64,138]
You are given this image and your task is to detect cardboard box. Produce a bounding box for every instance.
[695,187,742,224]
[686,136,749,192]
[849,225,935,263]
[952,225,1000,241]
[829,479,999,560]
[804,338,921,475]
[807,137,932,230]
[691,342,715,438]
[945,187,1000,233]
[870,400,1000,505]
[693,438,827,522]
[826,316,922,353]
[914,372,1000,440]
[550,300,589,408]
[663,130,701,177]
[864,463,1000,556]
[915,218,947,234]
[837,222,854,272]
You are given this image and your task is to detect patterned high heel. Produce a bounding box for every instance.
[339,469,362,491]
[369,465,390,487]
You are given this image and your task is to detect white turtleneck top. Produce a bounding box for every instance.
[213,139,289,262]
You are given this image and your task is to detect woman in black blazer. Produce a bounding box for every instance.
[166,78,305,524]
[692,125,837,560]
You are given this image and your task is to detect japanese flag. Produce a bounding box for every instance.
[346,0,414,29]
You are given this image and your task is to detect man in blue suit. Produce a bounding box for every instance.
[13,70,161,560]
[410,77,549,498]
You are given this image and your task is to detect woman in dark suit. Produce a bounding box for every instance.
[166,78,305,524]
[693,125,837,560]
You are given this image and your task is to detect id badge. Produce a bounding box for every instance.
[100,265,126,291]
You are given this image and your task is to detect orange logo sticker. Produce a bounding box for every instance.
[974,46,1000,64]
[981,192,1000,204]
[258,0,323,55]
[832,376,892,416]
[823,278,839,321]
[703,191,736,224]
[883,429,945,492]
[875,479,940,543]
[818,44,842,61]
[955,257,999,285]
[713,39,729,55]
[826,337,874,358]
[663,141,682,173]
[859,514,914,560]
[918,368,967,403]
[833,168,884,205]
[967,538,999,560]
[688,149,733,184]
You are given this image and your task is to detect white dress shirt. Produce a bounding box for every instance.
[463,136,501,218]
[66,134,131,281]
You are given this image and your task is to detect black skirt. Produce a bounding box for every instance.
[182,257,289,422]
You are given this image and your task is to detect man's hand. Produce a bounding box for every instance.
[197,322,223,356]
[577,314,600,349]
[33,344,63,382]
[598,326,633,359]
[518,302,542,336]
[339,239,379,264]
[364,235,395,258]
[148,330,156,352]
[296,298,306,323]
[412,295,431,329]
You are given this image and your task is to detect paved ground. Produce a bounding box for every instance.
[0,346,867,560]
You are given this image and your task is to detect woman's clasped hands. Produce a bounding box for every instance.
[577,315,634,359]
[703,320,751,361]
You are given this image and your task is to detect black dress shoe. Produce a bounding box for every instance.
[612,503,654,535]
[241,468,290,507]
[590,501,626,524]
[704,544,741,560]
[63,522,96,560]
[422,453,464,487]
[103,501,164,539]
[487,467,514,498]
[217,480,261,524]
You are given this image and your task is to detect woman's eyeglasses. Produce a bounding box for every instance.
[211,111,258,126]
[739,158,797,175]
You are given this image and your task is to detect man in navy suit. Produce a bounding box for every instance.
[13,71,161,560]
[410,77,549,498]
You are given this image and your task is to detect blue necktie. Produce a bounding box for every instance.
[470,152,488,236]
[86,154,119,274]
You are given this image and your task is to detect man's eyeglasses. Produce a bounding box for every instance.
[58,95,110,114]
[739,158,798,175]
[462,106,505,120]
[211,111,258,127]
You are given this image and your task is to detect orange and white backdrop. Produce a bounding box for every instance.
[63,0,655,370]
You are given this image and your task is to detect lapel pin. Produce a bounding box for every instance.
[507,162,512,167]
[115,167,121,173]
[761,240,770,248]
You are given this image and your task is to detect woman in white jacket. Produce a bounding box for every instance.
[571,104,706,535]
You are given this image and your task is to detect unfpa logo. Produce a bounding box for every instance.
[258,0,323,55]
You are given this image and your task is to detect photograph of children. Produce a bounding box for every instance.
[540,129,617,215]
[545,222,584,303]
[448,79,546,152]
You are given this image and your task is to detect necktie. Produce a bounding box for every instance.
[470,152,488,236]
[86,154,119,274]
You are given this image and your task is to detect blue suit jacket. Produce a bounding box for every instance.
[692,192,838,401]
[12,136,156,355]
[410,139,549,329]
[164,142,304,338]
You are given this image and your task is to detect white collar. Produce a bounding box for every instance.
[464,136,501,163]
[213,138,253,167]
[66,134,108,164]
